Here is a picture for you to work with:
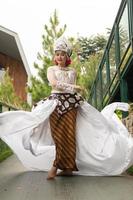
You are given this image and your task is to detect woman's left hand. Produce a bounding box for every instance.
[74,85,85,93]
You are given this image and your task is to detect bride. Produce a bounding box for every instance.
[0,37,133,180]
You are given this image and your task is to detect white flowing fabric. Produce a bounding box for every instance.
[0,100,133,176]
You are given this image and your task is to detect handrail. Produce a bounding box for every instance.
[89,0,133,110]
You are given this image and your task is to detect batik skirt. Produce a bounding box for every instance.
[48,93,83,171]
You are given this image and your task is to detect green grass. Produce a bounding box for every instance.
[0,149,13,163]
[126,166,133,175]
[0,140,13,163]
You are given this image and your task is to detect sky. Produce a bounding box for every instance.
[0,0,122,75]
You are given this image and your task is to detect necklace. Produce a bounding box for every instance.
[58,66,69,71]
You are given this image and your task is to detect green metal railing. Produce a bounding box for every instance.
[89,0,133,110]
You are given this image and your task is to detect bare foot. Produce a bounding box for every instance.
[47,166,57,180]
[57,169,73,176]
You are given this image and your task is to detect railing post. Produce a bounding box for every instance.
[106,50,110,86]
[120,78,129,117]
[128,0,133,41]
[115,23,121,68]
[0,103,2,113]
[120,78,128,102]
[99,69,103,110]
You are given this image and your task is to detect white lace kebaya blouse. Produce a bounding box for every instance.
[47,66,77,93]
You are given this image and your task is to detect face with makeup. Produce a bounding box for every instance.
[54,50,67,67]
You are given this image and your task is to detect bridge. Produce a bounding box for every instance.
[89,0,133,112]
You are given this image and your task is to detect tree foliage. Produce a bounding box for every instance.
[29,10,108,102]
[74,35,107,99]
[0,70,30,110]
[77,35,107,62]
[29,10,67,103]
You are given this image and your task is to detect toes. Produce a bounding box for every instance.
[47,167,57,180]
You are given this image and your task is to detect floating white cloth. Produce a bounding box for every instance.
[0,100,133,175]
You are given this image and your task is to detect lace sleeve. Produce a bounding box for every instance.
[47,67,56,85]
[56,81,75,92]
[47,67,76,92]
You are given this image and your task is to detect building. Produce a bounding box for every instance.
[0,25,32,104]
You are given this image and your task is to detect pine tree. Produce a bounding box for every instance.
[29,11,108,103]
[0,70,30,110]
[29,10,67,103]
[78,35,107,62]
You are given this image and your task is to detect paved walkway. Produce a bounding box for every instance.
[0,155,133,200]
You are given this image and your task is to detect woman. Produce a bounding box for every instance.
[0,37,133,180]
[46,37,84,179]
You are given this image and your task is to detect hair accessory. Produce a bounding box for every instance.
[54,37,72,57]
